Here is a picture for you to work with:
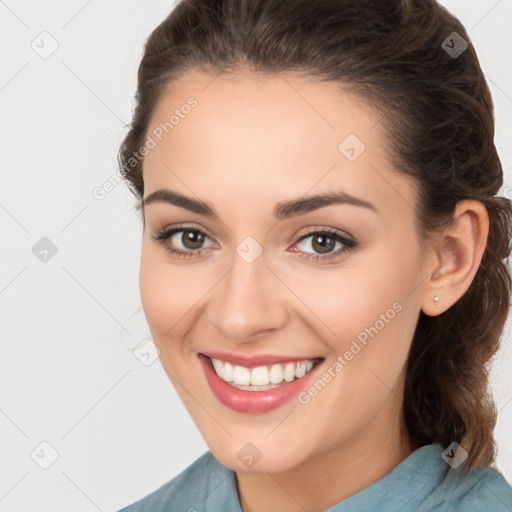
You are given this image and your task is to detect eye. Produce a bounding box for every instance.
[290,229,357,262]
[152,225,357,263]
[151,225,215,259]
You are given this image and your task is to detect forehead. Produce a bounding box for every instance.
[142,69,417,223]
[146,69,380,155]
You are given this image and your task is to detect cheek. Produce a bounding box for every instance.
[282,261,410,350]
[139,243,201,345]
[329,252,420,397]
[289,245,419,380]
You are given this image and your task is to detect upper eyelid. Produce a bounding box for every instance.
[156,223,215,239]
[297,227,352,240]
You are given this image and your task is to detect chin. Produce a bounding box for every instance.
[207,437,309,474]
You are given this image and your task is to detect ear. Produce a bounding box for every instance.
[421,199,489,316]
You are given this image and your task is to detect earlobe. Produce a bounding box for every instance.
[420,200,489,317]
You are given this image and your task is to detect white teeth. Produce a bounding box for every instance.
[231,383,281,391]
[250,366,269,386]
[269,364,283,384]
[212,358,224,379]
[223,362,234,382]
[233,365,251,385]
[295,361,306,378]
[209,357,320,389]
[283,362,295,382]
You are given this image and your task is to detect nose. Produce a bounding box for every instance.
[208,251,289,342]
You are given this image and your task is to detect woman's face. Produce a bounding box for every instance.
[139,69,430,473]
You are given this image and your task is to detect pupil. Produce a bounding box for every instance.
[184,230,204,249]
[313,234,334,254]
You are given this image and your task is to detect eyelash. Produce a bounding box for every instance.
[151,225,358,263]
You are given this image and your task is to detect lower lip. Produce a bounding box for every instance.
[198,354,323,414]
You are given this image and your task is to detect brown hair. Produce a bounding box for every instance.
[118,0,512,469]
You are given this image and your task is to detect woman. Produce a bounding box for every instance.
[117,0,512,510]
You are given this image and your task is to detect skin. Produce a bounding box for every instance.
[139,69,489,512]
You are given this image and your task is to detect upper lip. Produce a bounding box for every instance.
[200,351,324,368]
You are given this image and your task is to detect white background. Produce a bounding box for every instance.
[0,1,511,510]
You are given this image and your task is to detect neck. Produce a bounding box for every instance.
[235,391,412,512]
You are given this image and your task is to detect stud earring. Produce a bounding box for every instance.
[434,295,439,306]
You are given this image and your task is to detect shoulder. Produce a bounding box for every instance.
[422,460,512,512]
[117,451,240,512]
[334,444,512,512]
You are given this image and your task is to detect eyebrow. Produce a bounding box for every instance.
[143,188,377,220]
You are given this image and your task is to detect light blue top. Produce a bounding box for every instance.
[118,443,512,511]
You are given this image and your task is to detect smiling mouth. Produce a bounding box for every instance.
[203,355,324,391]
